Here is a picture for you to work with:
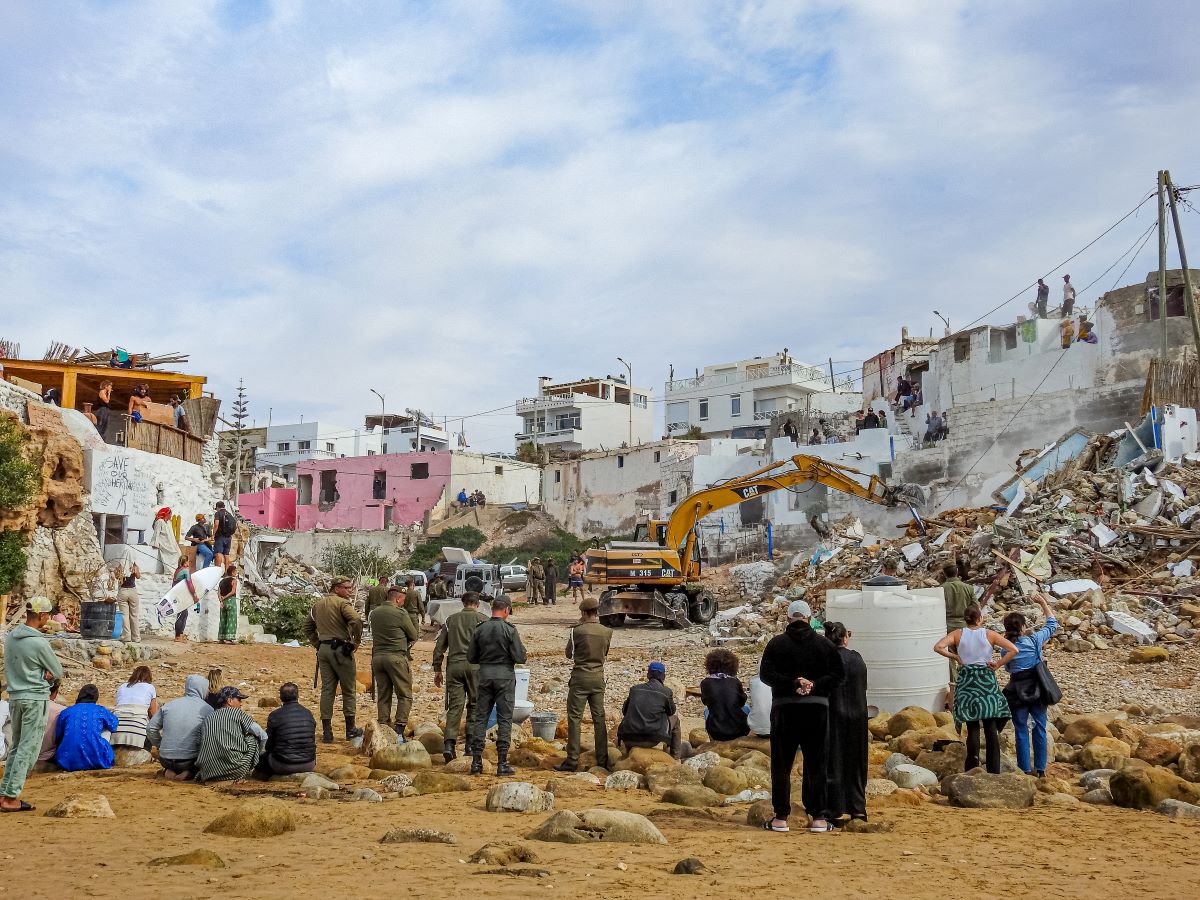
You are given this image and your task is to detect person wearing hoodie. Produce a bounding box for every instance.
[1,598,64,812]
[55,685,119,772]
[758,598,844,835]
[146,674,212,781]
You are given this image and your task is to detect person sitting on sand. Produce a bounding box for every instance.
[699,649,750,742]
[110,665,159,752]
[254,683,317,778]
[147,675,213,781]
[615,662,681,759]
[195,686,266,783]
[55,685,119,772]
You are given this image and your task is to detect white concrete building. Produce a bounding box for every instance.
[365,413,454,455]
[665,354,858,439]
[255,421,362,484]
[515,375,654,452]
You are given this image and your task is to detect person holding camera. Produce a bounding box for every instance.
[1003,592,1059,777]
[304,577,364,743]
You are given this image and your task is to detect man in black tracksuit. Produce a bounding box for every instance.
[255,682,317,777]
[759,598,844,833]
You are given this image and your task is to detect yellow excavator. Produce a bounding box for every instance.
[584,453,925,628]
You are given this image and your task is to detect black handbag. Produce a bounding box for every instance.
[1033,659,1062,706]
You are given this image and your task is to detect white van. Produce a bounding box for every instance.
[390,569,427,604]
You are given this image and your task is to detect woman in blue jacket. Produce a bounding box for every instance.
[55,685,119,772]
[1002,593,1059,778]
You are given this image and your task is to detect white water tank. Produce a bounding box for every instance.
[825,586,949,714]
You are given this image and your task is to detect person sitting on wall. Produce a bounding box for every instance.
[457,489,469,508]
[1076,317,1098,344]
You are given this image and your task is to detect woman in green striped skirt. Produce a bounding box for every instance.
[934,604,1018,773]
[217,565,238,644]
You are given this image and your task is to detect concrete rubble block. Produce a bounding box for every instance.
[682,751,722,777]
[888,764,938,790]
[605,771,644,791]
[526,809,667,845]
[486,782,555,813]
[943,773,1036,809]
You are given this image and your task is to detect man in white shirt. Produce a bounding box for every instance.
[1062,274,1076,316]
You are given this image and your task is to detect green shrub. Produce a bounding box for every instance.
[406,525,486,571]
[0,530,27,596]
[319,542,400,580]
[245,593,314,642]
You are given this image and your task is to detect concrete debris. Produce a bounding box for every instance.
[711,426,1200,656]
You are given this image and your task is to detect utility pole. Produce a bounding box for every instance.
[1165,171,1200,360]
[828,357,836,393]
[1159,171,1169,362]
[370,389,385,454]
[617,357,632,446]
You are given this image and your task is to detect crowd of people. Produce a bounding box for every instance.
[3,563,1061,830]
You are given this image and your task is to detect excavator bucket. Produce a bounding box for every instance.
[889,482,927,508]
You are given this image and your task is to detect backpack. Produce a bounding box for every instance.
[215,508,236,538]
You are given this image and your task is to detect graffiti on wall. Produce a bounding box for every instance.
[88,449,154,526]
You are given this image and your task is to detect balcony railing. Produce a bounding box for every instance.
[666,363,830,394]
[514,428,577,442]
[516,393,581,412]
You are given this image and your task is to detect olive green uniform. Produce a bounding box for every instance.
[564,621,612,767]
[433,608,488,743]
[369,604,419,730]
[304,593,364,720]
[528,562,544,602]
[466,617,527,754]
[404,587,425,623]
[943,577,974,683]
[365,584,389,620]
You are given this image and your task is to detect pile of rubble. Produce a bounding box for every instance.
[712,427,1200,651]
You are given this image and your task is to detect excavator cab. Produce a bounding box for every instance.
[632,519,668,546]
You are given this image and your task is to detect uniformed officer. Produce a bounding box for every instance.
[369,586,419,736]
[432,590,488,761]
[404,576,425,624]
[466,595,527,776]
[556,596,612,772]
[303,577,364,743]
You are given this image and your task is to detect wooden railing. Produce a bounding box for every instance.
[108,414,205,465]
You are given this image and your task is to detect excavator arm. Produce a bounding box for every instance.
[663,454,920,555]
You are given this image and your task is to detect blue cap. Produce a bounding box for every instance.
[648,661,666,676]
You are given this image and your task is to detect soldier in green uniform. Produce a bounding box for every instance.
[433,591,488,761]
[555,596,612,772]
[404,577,425,625]
[303,577,364,743]
[369,586,419,736]
[364,579,389,619]
[941,561,974,691]
[466,595,527,776]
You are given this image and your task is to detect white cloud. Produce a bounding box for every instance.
[1,1,1198,447]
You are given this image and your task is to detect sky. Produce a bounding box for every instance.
[3,0,1199,451]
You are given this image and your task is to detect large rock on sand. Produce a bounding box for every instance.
[148,850,226,869]
[660,785,723,808]
[888,706,937,737]
[1080,737,1132,771]
[943,773,1036,809]
[203,799,295,837]
[1134,735,1181,767]
[370,741,432,771]
[1061,716,1112,746]
[704,766,747,795]
[45,795,115,818]
[1109,766,1200,810]
[486,782,555,813]
[527,809,667,845]
[362,720,399,757]
[412,771,472,794]
[613,747,677,774]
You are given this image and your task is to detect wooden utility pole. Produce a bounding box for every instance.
[1158,170,1169,361]
[1165,171,1200,360]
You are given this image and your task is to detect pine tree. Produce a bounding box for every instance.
[225,379,250,501]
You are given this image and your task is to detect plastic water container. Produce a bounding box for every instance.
[513,666,533,724]
[825,586,949,714]
[530,711,558,741]
[112,610,124,641]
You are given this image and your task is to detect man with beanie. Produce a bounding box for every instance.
[616,661,681,759]
[466,596,526,776]
[304,577,364,743]
[759,598,844,834]
[1,598,63,812]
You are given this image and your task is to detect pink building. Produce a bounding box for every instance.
[294,451,453,531]
[238,487,298,529]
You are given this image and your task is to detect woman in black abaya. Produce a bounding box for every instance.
[824,621,868,823]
